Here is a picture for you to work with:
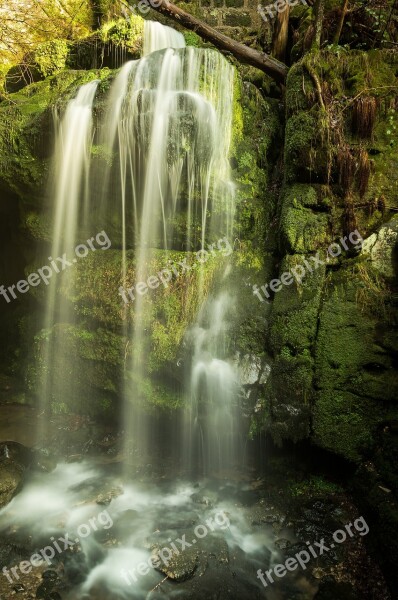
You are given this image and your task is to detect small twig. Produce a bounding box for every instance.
[304,63,326,111]
[341,86,398,112]
[147,575,169,597]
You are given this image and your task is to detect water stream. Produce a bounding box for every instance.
[0,21,277,600]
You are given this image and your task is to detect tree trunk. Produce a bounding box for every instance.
[333,0,349,45]
[272,6,290,62]
[312,0,325,49]
[135,0,288,84]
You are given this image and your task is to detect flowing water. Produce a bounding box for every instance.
[38,81,99,423]
[38,20,238,473]
[142,20,186,55]
[184,289,241,475]
[5,22,264,598]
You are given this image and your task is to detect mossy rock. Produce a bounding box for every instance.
[0,69,112,206]
[313,264,398,461]
[280,184,330,253]
[270,255,326,353]
[285,108,330,183]
[27,323,124,416]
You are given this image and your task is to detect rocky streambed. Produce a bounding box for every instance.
[0,407,391,600]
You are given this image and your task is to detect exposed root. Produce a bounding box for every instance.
[337,144,355,192]
[357,147,371,198]
[343,191,357,236]
[352,95,377,138]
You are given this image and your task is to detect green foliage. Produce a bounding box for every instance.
[0,0,93,69]
[100,16,144,52]
[183,31,202,47]
[34,40,69,78]
[290,475,343,498]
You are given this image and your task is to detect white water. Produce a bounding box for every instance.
[39,80,99,420]
[1,24,286,600]
[0,461,276,599]
[142,20,186,55]
[93,26,236,460]
[38,21,238,472]
[185,289,241,474]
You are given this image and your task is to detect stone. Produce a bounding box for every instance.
[235,353,262,385]
[0,442,31,508]
[361,216,398,279]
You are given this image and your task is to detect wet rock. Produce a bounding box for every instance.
[235,353,262,385]
[32,448,57,472]
[361,216,398,279]
[96,485,123,505]
[36,579,56,598]
[42,569,59,582]
[205,537,229,565]
[153,545,199,581]
[0,468,22,508]
[275,538,291,550]
[249,502,286,526]
[190,492,213,507]
[314,580,359,599]
[152,533,230,583]
[0,442,32,508]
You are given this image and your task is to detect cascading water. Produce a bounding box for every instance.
[39,80,99,421]
[185,288,241,475]
[92,29,237,463]
[1,22,280,600]
[142,20,186,55]
[38,20,239,471]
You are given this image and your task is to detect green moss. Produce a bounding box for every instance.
[285,63,313,116]
[0,69,111,205]
[270,256,326,353]
[280,184,330,253]
[313,390,381,462]
[28,323,123,416]
[183,31,202,47]
[290,475,343,498]
[100,16,144,54]
[233,82,281,254]
[24,212,52,242]
[34,40,69,78]
[126,373,183,411]
[285,109,329,183]
[313,264,398,461]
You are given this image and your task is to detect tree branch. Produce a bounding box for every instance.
[135,0,288,84]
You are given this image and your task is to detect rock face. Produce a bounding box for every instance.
[257,49,398,463]
[0,42,278,419]
[362,216,398,279]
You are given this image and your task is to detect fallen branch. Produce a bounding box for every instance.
[133,0,288,84]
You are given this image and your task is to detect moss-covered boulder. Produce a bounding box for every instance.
[313,261,397,462]
[257,47,398,458]
[0,69,111,207]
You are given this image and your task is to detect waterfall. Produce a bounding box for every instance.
[96,27,236,464]
[185,289,241,475]
[39,21,238,472]
[39,80,99,419]
[142,20,186,55]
